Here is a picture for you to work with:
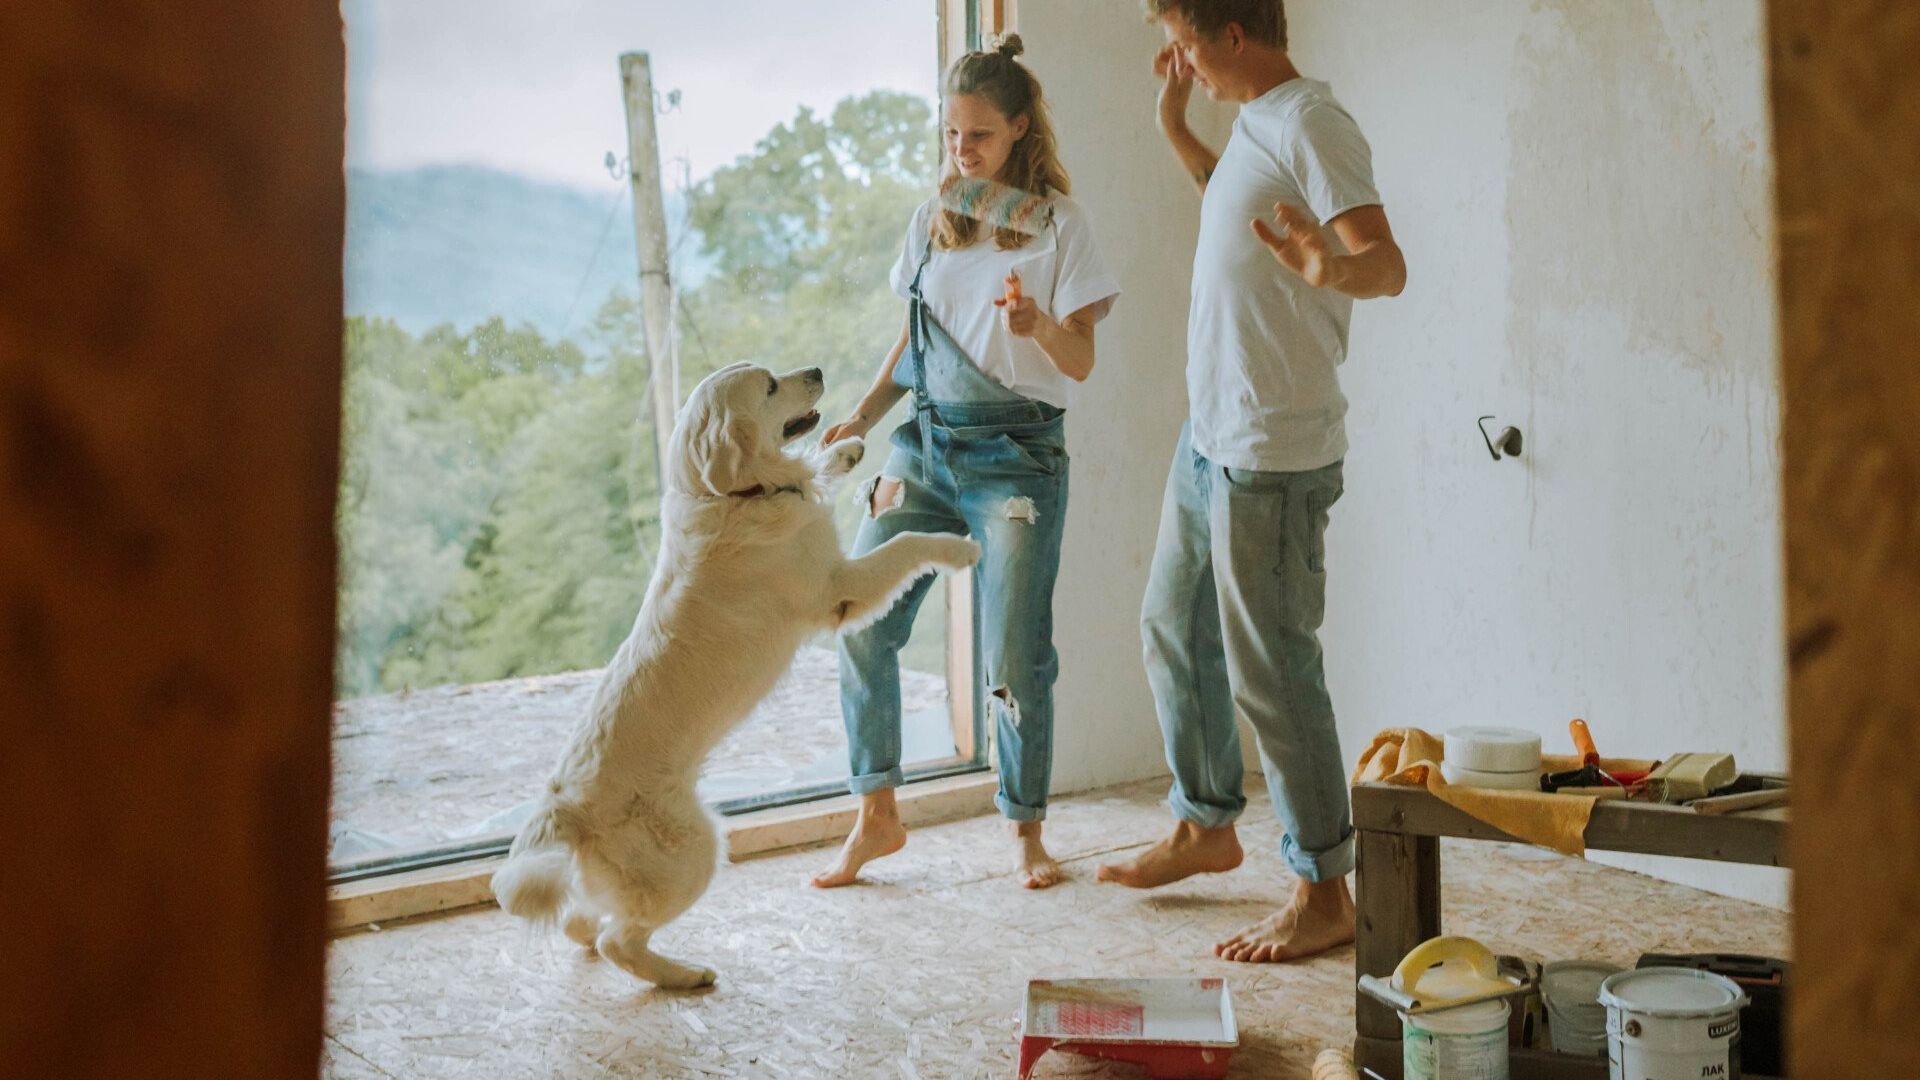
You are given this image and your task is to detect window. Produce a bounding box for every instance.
[332,0,979,881]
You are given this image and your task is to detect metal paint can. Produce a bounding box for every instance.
[1599,967,1747,1080]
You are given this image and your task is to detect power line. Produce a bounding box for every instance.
[557,182,629,342]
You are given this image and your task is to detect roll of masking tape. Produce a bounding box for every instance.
[1443,726,1543,773]
[1441,761,1542,790]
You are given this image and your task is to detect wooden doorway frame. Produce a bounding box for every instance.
[6,1,1919,1076]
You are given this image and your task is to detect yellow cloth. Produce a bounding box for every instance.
[1350,727,1657,857]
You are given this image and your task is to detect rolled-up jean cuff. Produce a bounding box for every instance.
[847,766,905,796]
[1285,829,1356,883]
[996,794,1047,823]
[1167,784,1244,831]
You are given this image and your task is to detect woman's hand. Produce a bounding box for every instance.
[820,413,872,446]
[994,272,1050,338]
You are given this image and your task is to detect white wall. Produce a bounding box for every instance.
[1285,0,1787,907]
[1023,1,1788,909]
[1015,4,1239,796]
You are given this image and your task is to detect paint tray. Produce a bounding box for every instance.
[1018,978,1237,1080]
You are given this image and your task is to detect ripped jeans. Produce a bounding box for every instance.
[838,401,1068,821]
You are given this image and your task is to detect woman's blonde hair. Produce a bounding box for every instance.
[931,34,1070,251]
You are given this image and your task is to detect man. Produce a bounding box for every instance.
[1096,0,1407,964]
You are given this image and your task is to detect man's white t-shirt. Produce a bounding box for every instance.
[1188,78,1381,473]
[889,193,1121,409]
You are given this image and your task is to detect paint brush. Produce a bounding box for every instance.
[938,174,1055,237]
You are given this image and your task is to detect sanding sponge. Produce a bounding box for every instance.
[1648,752,1738,802]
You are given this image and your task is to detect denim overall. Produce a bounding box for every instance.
[837,228,1069,822]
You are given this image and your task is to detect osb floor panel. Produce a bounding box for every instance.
[330,646,948,859]
[325,779,1789,1079]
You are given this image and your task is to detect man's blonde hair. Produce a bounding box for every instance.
[1144,0,1288,49]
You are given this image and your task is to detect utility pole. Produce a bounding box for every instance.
[619,52,677,496]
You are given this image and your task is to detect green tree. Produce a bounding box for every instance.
[337,89,947,697]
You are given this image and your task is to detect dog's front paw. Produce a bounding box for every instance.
[820,436,865,478]
[934,536,983,571]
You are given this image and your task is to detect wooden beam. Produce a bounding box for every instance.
[1352,828,1440,1073]
[1350,783,1787,867]
[1771,1,1920,1074]
[0,1,342,1075]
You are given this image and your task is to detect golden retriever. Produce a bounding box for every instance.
[490,362,979,988]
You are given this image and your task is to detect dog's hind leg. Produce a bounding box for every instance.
[596,919,717,989]
[561,902,607,950]
[832,533,981,630]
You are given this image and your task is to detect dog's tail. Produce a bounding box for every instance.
[489,800,582,927]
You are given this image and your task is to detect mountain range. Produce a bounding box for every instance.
[345,164,710,341]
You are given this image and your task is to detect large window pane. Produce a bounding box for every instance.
[332,1,966,872]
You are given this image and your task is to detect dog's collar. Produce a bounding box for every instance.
[726,483,804,499]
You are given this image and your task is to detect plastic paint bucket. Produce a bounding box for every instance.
[1541,960,1620,1056]
[1599,968,1746,1080]
[1401,998,1511,1080]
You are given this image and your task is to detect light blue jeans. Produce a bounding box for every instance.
[839,402,1069,822]
[1139,422,1353,881]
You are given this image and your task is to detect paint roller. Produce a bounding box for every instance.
[939,175,1053,311]
[938,174,1055,237]
[1311,1047,1361,1080]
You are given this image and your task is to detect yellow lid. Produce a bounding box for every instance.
[1391,936,1517,1006]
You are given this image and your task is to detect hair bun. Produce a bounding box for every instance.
[994,33,1025,60]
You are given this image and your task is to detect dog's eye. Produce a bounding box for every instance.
[766,379,778,396]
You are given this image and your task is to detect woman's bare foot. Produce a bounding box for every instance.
[810,790,907,888]
[1013,820,1063,889]
[1215,877,1355,963]
[1095,821,1243,888]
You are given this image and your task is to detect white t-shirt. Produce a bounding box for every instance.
[1188,78,1381,472]
[888,192,1121,409]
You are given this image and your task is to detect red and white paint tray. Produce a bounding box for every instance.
[1018,978,1238,1080]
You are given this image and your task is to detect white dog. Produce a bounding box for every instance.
[490,361,979,988]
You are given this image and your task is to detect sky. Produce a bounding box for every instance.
[344,0,941,193]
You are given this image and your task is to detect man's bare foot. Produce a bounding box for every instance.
[1215,877,1356,963]
[1012,820,1063,889]
[810,792,907,888]
[1095,821,1244,888]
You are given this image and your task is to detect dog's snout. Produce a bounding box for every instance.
[803,368,824,385]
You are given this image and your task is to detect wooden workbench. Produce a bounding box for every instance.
[1350,779,1788,1079]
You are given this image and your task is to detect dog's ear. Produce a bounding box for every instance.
[699,413,758,495]
[668,394,760,496]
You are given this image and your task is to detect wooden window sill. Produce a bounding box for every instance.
[326,772,999,934]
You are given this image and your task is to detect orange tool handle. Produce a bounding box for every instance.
[1570,718,1600,766]
[1004,272,1023,305]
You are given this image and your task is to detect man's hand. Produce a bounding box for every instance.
[993,272,1047,338]
[1153,44,1195,132]
[1251,203,1347,290]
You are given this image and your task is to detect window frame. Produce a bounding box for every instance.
[327,0,1002,889]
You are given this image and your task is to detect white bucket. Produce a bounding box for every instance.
[1541,960,1620,1056]
[1599,968,1746,1080]
[1401,998,1510,1080]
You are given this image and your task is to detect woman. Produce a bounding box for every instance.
[811,35,1120,890]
